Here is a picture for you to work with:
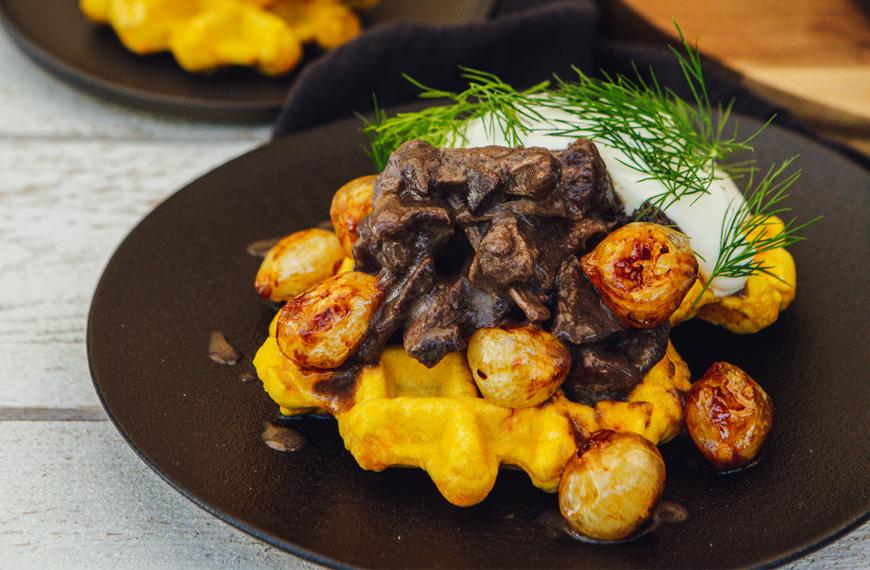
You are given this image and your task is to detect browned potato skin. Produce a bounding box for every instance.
[559,430,665,541]
[582,222,698,328]
[276,271,382,370]
[467,326,571,408]
[330,175,376,255]
[255,228,345,302]
[685,362,773,470]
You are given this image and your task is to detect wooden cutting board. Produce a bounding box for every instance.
[604,0,870,155]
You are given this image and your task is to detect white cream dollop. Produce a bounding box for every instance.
[454,107,746,296]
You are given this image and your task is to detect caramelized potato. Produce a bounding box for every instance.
[582,222,698,328]
[255,228,346,302]
[276,271,381,369]
[685,362,773,470]
[559,430,665,541]
[330,175,376,255]
[467,326,570,408]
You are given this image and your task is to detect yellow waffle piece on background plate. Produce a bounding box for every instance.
[170,1,302,75]
[79,0,376,74]
[267,0,362,50]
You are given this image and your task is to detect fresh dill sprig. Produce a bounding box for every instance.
[544,25,768,212]
[360,24,819,289]
[362,68,549,170]
[694,157,821,303]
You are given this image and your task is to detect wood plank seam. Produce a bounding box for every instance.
[0,407,107,422]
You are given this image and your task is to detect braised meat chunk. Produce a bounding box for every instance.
[562,324,671,403]
[351,138,695,404]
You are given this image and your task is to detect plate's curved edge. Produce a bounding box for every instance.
[755,510,869,570]
[84,112,870,569]
[0,3,284,119]
[85,347,350,569]
[83,136,354,568]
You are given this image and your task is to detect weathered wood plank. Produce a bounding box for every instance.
[0,33,270,142]
[0,406,106,421]
[0,138,257,408]
[0,422,320,569]
[612,0,870,126]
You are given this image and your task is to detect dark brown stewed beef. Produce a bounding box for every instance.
[553,256,627,345]
[351,139,668,402]
[562,324,670,404]
[403,279,467,366]
[469,214,539,291]
[559,139,622,217]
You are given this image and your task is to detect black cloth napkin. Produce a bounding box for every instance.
[274,0,597,136]
[272,0,845,164]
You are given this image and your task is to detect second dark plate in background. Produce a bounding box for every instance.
[0,0,495,119]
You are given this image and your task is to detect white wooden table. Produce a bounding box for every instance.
[0,32,865,569]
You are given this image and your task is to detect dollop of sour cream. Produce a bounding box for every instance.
[454,107,747,296]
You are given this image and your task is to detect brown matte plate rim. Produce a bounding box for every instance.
[86,109,870,569]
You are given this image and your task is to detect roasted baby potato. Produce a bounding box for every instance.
[467,326,570,408]
[255,228,346,302]
[559,430,665,540]
[276,271,381,369]
[582,222,698,328]
[330,175,376,255]
[684,362,773,470]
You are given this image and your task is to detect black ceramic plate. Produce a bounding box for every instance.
[88,112,870,569]
[0,0,493,119]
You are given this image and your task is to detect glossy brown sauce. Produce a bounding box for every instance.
[717,455,763,474]
[261,421,306,453]
[239,371,257,383]
[208,331,241,365]
[536,499,688,543]
[312,364,363,413]
[246,237,282,258]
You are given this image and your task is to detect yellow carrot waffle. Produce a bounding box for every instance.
[670,216,796,333]
[254,314,690,506]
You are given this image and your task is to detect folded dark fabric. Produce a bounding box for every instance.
[274,0,596,137]
[273,0,820,159]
